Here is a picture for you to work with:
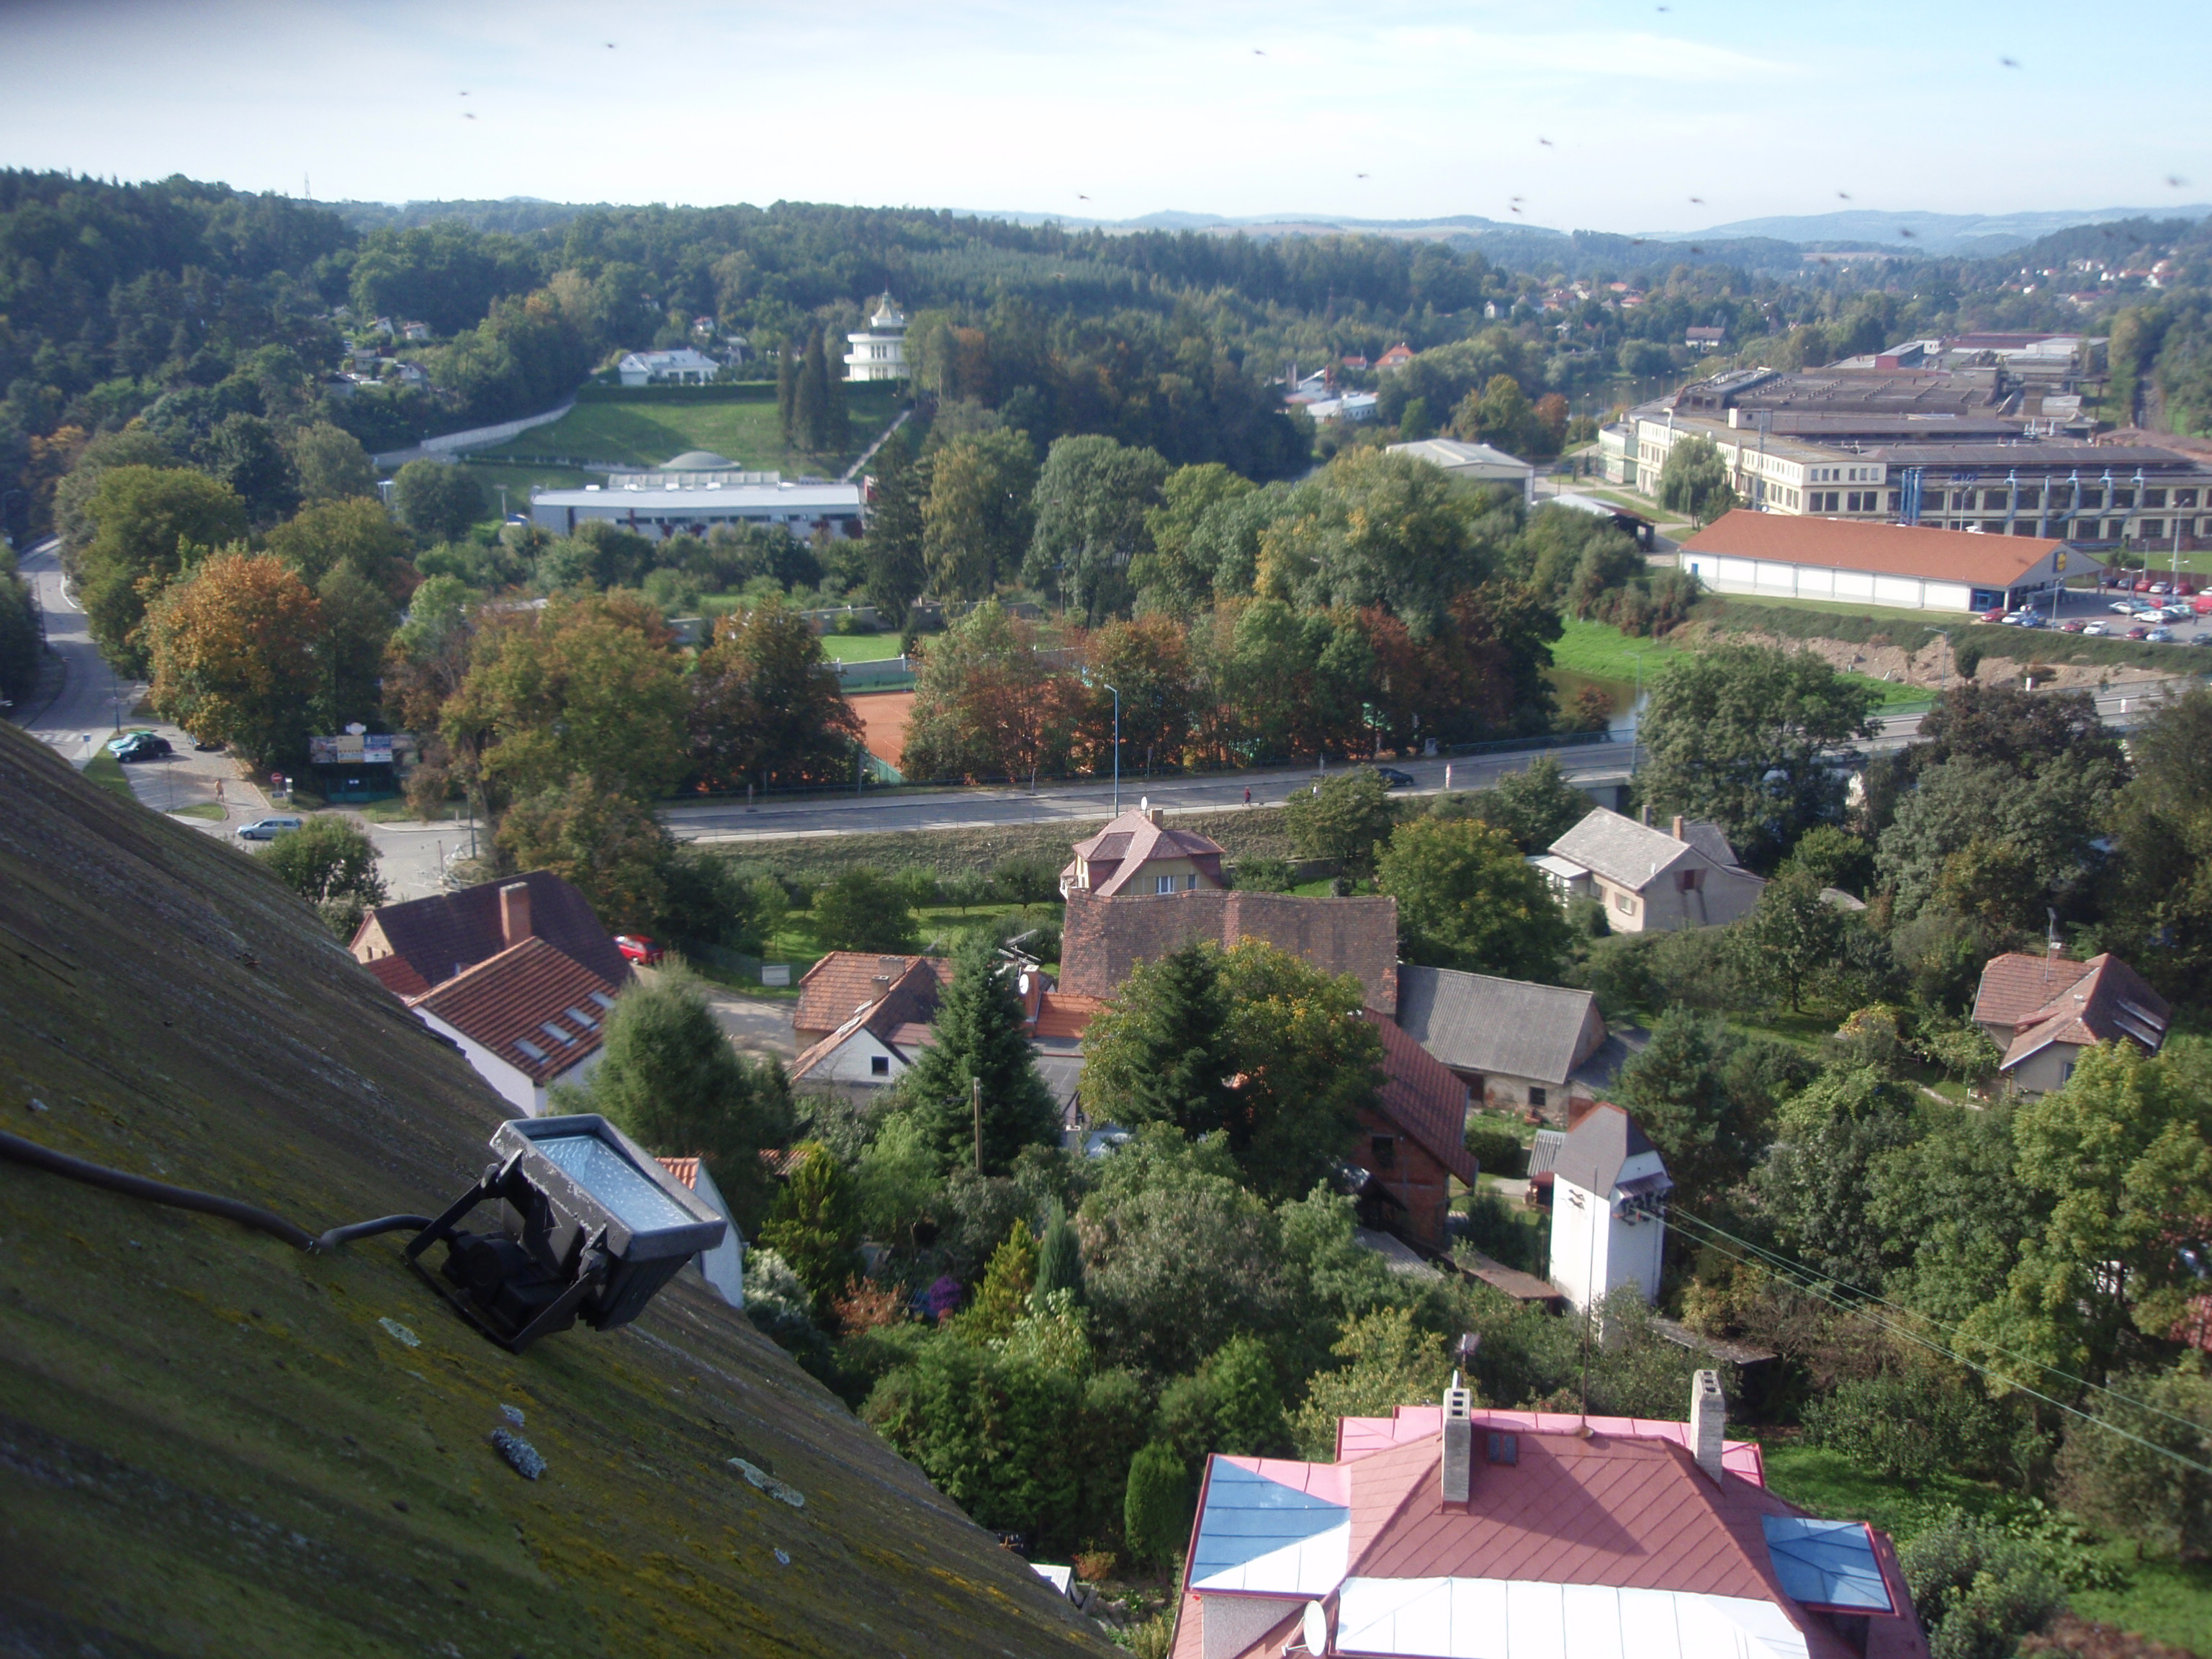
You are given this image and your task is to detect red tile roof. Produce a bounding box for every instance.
[1064,808,1227,896]
[353,870,629,993]
[657,1156,701,1190]
[1364,1012,1476,1184]
[408,935,619,1084]
[789,957,946,1081]
[1683,508,2077,588]
[1973,951,2170,1069]
[1030,992,1103,1042]
[1061,890,1398,1012]
[363,953,430,998]
[792,951,950,1038]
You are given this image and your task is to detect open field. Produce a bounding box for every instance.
[819,632,904,661]
[1552,616,1930,709]
[475,384,904,475]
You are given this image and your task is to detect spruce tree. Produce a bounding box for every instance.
[776,341,799,446]
[1032,1198,1084,1310]
[897,931,1058,1174]
[825,336,851,455]
[860,432,930,624]
[796,327,830,454]
[1078,939,1239,1141]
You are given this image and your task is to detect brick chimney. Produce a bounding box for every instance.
[1671,814,1686,842]
[1440,1382,1473,1506]
[1690,1370,1726,1482]
[498,881,532,948]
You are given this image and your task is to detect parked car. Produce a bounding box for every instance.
[235,816,303,842]
[2128,626,2152,640]
[191,737,225,752]
[2164,605,2195,622]
[615,935,664,966]
[2110,600,2141,614]
[1980,606,2010,623]
[2017,613,2047,629]
[2059,619,2087,634]
[2081,621,2110,637]
[2151,582,2172,595]
[110,732,172,762]
[1374,767,1416,789]
[104,730,167,756]
[2147,627,2176,642]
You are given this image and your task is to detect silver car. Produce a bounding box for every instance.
[236,816,303,842]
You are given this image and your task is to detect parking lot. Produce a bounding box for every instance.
[1994,578,2212,646]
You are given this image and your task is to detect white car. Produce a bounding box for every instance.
[2110,600,2140,614]
[236,816,303,842]
[2081,621,2110,637]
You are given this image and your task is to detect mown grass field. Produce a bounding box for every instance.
[818,632,904,661]
[1550,617,1930,709]
[477,384,903,474]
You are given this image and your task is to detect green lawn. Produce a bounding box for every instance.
[742,899,1061,995]
[166,801,225,821]
[475,385,904,475]
[1552,616,1930,709]
[80,752,137,803]
[1761,1443,2212,1653]
[819,632,903,662]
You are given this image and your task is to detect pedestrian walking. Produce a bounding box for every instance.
[1242,786,1251,806]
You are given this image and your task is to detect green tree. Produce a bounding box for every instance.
[288,421,378,503]
[1290,1308,1449,1457]
[1122,1441,1195,1567]
[142,549,322,765]
[1379,814,1573,981]
[1736,868,1846,1011]
[1133,462,1256,615]
[858,431,930,624]
[2104,685,2212,999]
[1218,940,1385,1202]
[1261,449,1492,633]
[757,1142,861,1314]
[391,459,485,543]
[1656,434,1738,525]
[866,1339,1082,1545]
[577,965,793,1228]
[1636,643,1879,870]
[53,428,184,572]
[262,495,417,592]
[896,930,1059,1175]
[901,599,1072,785]
[1023,434,1170,624]
[1898,1511,2066,1659]
[1754,1066,1921,1287]
[256,814,387,937]
[445,591,688,806]
[76,464,248,672]
[1157,1334,1288,1467]
[1455,755,1591,852]
[1079,940,1241,1143]
[1033,1198,1084,1310]
[922,430,1038,600]
[1617,1007,1790,1210]
[961,1220,1040,1341]
[809,866,920,953]
[0,549,40,709]
[494,776,674,932]
[1282,766,1396,876]
[2056,1357,2212,1560]
[687,595,863,791]
[203,412,299,526]
[314,559,401,727]
[1778,823,1875,896]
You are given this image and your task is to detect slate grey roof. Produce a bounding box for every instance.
[1553,1104,1662,1197]
[1548,808,1740,891]
[1395,965,1599,1087]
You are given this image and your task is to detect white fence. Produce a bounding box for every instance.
[373,395,580,469]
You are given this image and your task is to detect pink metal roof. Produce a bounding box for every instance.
[1339,1405,1766,1485]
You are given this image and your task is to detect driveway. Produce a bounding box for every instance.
[705,990,796,1060]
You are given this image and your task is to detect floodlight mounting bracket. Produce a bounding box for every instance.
[404,1153,608,1353]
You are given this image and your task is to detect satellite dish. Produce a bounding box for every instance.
[1302,1599,1328,1655]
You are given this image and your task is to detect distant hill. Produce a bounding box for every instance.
[0,720,1110,1658]
[1667,205,2212,258]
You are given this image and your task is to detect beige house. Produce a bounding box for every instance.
[1534,809,1765,932]
[1971,950,2170,1097]
[1059,801,1228,899]
[1394,965,1609,1121]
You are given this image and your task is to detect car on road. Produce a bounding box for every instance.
[1374,768,1417,789]
[109,732,172,762]
[235,816,302,842]
[615,935,665,966]
[2128,626,2152,640]
[2148,627,2177,642]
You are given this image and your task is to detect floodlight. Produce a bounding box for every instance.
[405,1115,727,1352]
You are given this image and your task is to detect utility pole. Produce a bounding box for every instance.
[971,1076,984,1176]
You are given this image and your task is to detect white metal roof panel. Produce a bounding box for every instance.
[1333,1578,1811,1659]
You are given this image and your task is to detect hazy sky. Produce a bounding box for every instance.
[4,0,2206,230]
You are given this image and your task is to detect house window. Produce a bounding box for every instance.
[1185,873,1200,891]
[2060,1061,2075,1083]
[1529,1087,1547,1110]
[1370,1135,1397,1169]
[1614,890,1636,914]
[1487,1431,1519,1466]
[870,1055,891,1076]
[1156,874,1176,894]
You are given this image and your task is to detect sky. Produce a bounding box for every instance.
[2,0,2206,233]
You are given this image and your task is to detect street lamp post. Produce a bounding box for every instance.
[1104,681,1120,816]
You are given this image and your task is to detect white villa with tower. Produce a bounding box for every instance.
[844,295,909,381]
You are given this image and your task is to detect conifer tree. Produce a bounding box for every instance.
[825,335,851,454]
[796,327,831,454]
[776,340,799,445]
[1078,939,1239,1140]
[1033,1198,1084,1310]
[963,1220,1040,1340]
[896,931,1058,1174]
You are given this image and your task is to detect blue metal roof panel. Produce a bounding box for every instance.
[1762,1517,1893,1612]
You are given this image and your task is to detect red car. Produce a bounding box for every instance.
[615,935,664,966]
[1977,606,2007,623]
[2127,625,2152,640]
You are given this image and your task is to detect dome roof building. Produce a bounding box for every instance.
[845,294,909,382]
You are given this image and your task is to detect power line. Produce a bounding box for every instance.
[1671,1205,2211,1442]
[1666,1211,2212,1480]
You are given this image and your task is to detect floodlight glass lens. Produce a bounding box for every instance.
[535,1134,694,1233]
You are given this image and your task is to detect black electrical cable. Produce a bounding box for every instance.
[0,1129,430,1254]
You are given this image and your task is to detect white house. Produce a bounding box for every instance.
[843,295,909,382]
[656,1156,745,1306]
[616,348,721,387]
[406,933,617,1115]
[1547,1104,1672,1311]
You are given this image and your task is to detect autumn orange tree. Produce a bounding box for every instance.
[144,549,324,767]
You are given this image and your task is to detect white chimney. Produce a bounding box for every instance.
[1440,1383,1473,1506]
[1690,1370,1726,1482]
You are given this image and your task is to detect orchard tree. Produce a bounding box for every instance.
[809,867,920,954]
[143,549,322,766]
[688,596,863,791]
[1378,814,1573,981]
[77,464,248,671]
[1736,868,1846,1011]
[1637,643,1879,869]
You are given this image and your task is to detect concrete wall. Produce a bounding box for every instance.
[1681,551,1979,613]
